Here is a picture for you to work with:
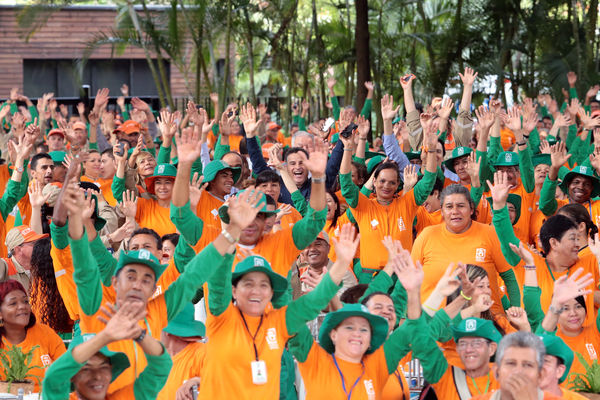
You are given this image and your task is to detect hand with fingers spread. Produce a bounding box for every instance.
[399,73,416,91]
[189,172,207,211]
[275,203,293,223]
[402,164,418,193]
[338,108,353,132]
[119,190,138,220]
[474,105,494,133]
[381,94,400,121]
[227,187,264,231]
[502,107,522,133]
[433,263,463,297]
[332,224,360,267]
[267,143,284,170]
[108,219,135,246]
[508,242,535,266]
[93,88,110,113]
[176,126,202,165]
[548,142,571,180]
[356,115,370,140]
[437,97,454,120]
[158,109,178,146]
[459,67,478,86]
[28,180,50,208]
[590,145,600,175]
[487,170,511,211]
[81,190,97,222]
[550,267,594,309]
[391,249,424,293]
[239,103,259,137]
[465,152,481,187]
[96,301,146,342]
[303,138,328,179]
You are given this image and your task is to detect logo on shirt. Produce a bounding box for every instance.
[40,354,51,366]
[152,285,163,299]
[475,248,486,262]
[266,328,279,350]
[364,379,376,399]
[596,215,600,227]
[211,209,219,218]
[397,217,406,232]
[587,343,598,360]
[370,219,379,229]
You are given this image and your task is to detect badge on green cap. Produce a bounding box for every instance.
[465,319,477,332]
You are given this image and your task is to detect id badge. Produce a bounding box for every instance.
[251,360,268,384]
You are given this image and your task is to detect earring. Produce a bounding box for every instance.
[0,319,5,327]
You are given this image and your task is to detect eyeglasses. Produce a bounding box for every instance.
[457,339,489,350]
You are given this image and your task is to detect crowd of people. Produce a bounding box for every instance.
[0,68,599,399]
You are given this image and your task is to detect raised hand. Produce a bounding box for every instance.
[303,138,328,178]
[28,180,50,208]
[239,103,259,136]
[459,67,478,86]
[489,97,503,114]
[189,172,207,211]
[506,307,530,331]
[364,81,374,92]
[97,301,146,342]
[158,109,178,142]
[549,142,571,169]
[327,76,336,91]
[81,190,97,221]
[119,84,129,97]
[381,94,400,121]
[502,107,522,132]
[356,115,370,139]
[539,140,551,154]
[587,85,600,99]
[567,71,577,87]
[331,223,360,266]
[209,92,219,104]
[399,73,416,90]
[131,97,150,113]
[119,190,138,219]
[176,126,201,165]
[266,144,284,170]
[227,187,264,230]
[93,88,109,113]
[472,293,493,313]
[338,107,353,132]
[588,232,600,260]
[508,242,535,266]
[486,170,511,210]
[438,97,454,120]
[474,105,494,132]
[550,267,594,308]
[275,203,293,223]
[590,144,600,174]
[391,248,424,292]
[433,263,462,297]
[402,164,418,192]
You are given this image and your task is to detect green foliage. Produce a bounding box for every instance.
[0,345,43,390]
[568,352,600,393]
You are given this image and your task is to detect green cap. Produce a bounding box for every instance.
[559,165,600,197]
[486,193,522,224]
[49,151,67,163]
[231,256,288,302]
[163,303,205,338]
[539,334,573,383]
[404,151,422,161]
[367,155,385,175]
[493,151,519,167]
[452,317,502,343]
[115,249,167,280]
[532,153,551,167]
[202,160,241,185]
[443,147,473,173]
[70,333,130,387]
[153,136,163,145]
[546,135,558,145]
[392,116,402,125]
[365,150,384,160]
[318,303,388,355]
[144,164,177,195]
[218,190,278,224]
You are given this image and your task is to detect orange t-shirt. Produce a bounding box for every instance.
[135,198,177,238]
[298,343,390,400]
[198,303,291,399]
[50,242,80,321]
[350,190,419,270]
[432,366,498,400]
[412,222,511,317]
[325,212,359,263]
[0,323,66,391]
[195,191,225,230]
[156,342,205,400]
[381,355,412,400]
[471,390,560,400]
[277,202,302,230]
[415,207,443,235]
[561,388,591,399]
[558,325,600,381]
[0,165,9,197]
[16,191,32,227]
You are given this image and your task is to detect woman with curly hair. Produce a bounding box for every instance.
[29,237,73,338]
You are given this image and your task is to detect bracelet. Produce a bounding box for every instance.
[134,329,146,343]
[460,291,472,301]
[423,304,438,312]
[343,148,353,152]
[312,176,326,184]
[524,265,536,270]
[549,304,563,315]
[221,229,238,244]
[516,141,526,146]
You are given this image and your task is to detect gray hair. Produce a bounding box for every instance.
[440,184,475,210]
[496,332,546,372]
[292,130,315,147]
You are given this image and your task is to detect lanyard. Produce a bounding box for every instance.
[332,355,365,400]
[545,259,568,282]
[470,372,490,395]
[238,308,264,361]
[394,369,406,400]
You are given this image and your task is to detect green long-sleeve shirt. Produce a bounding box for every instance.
[111,175,127,204]
[359,271,407,322]
[0,179,23,222]
[519,146,535,193]
[41,341,172,400]
[214,135,230,161]
[331,97,372,120]
[538,176,561,216]
[492,206,521,267]
[522,286,546,332]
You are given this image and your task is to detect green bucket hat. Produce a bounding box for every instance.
[546,135,558,145]
[163,303,205,338]
[115,249,167,280]
[493,151,519,167]
[70,333,130,387]
[231,256,288,302]
[539,334,573,383]
[486,193,522,224]
[202,160,241,185]
[218,190,278,224]
[532,153,551,167]
[365,150,384,160]
[559,165,600,197]
[367,155,385,175]
[49,151,67,164]
[318,303,389,355]
[443,147,473,173]
[404,151,422,161]
[144,163,177,195]
[452,317,502,344]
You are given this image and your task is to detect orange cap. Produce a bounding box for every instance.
[5,225,48,252]
[262,142,276,159]
[267,122,281,131]
[47,128,65,138]
[72,121,87,131]
[116,120,142,135]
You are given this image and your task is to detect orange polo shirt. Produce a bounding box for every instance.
[472,390,560,400]
[432,366,498,400]
[298,343,390,400]
[350,190,419,270]
[135,198,177,238]
[561,388,591,399]
[16,191,32,227]
[195,191,225,229]
[80,176,118,207]
[0,323,66,391]
[198,303,291,399]
[412,221,511,317]
[415,207,442,235]
[156,342,205,400]
[50,242,80,321]
[558,325,600,380]
[277,202,302,229]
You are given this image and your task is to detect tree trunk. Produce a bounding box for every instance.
[571,0,582,79]
[587,0,598,72]
[221,0,233,111]
[243,7,257,105]
[355,0,371,111]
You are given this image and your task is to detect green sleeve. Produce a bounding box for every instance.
[413,170,436,205]
[359,271,394,302]
[476,150,493,190]
[213,135,230,161]
[427,309,454,342]
[285,272,342,334]
[9,102,17,115]
[331,96,341,120]
[360,98,372,119]
[437,130,447,143]
[390,279,407,321]
[570,87,579,100]
[499,269,520,307]
[488,136,503,167]
[492,206,521,266]
[41,348,84,400]
[352,155,366,166]
[340,172,360,208]
[69,231,103,315]
[173,235,196,273]
[28,105,38,121]
[523,286,545,332]
[566,124,578,151]
[88,233,117,287]
[157,145,171,164]
[297,116,307,132]
[360,185,373,198]
[88,142,98,150]
[528,127,541,155]
[272,270,293,309]
[470,185,484,208]
[539,176,559,216]
[290,190,308,217]
[287,324,315,362]
[385,314,447,383]
[539,105,550,118]
[164,243,228,320]
[519,146,535,193]
[133,345,173,400]
[111,175,126,204]
[0,179,22,221]
[169,202,204,247]
[122,108,130,121]
[291,206,326,250]
[501,294,510,311]
[50,222,69,250]
[207,249,235,317]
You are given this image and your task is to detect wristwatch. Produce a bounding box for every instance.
[134,329,147,343]
[549,304,563,315]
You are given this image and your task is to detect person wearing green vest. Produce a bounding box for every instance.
[41,300,171,400]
